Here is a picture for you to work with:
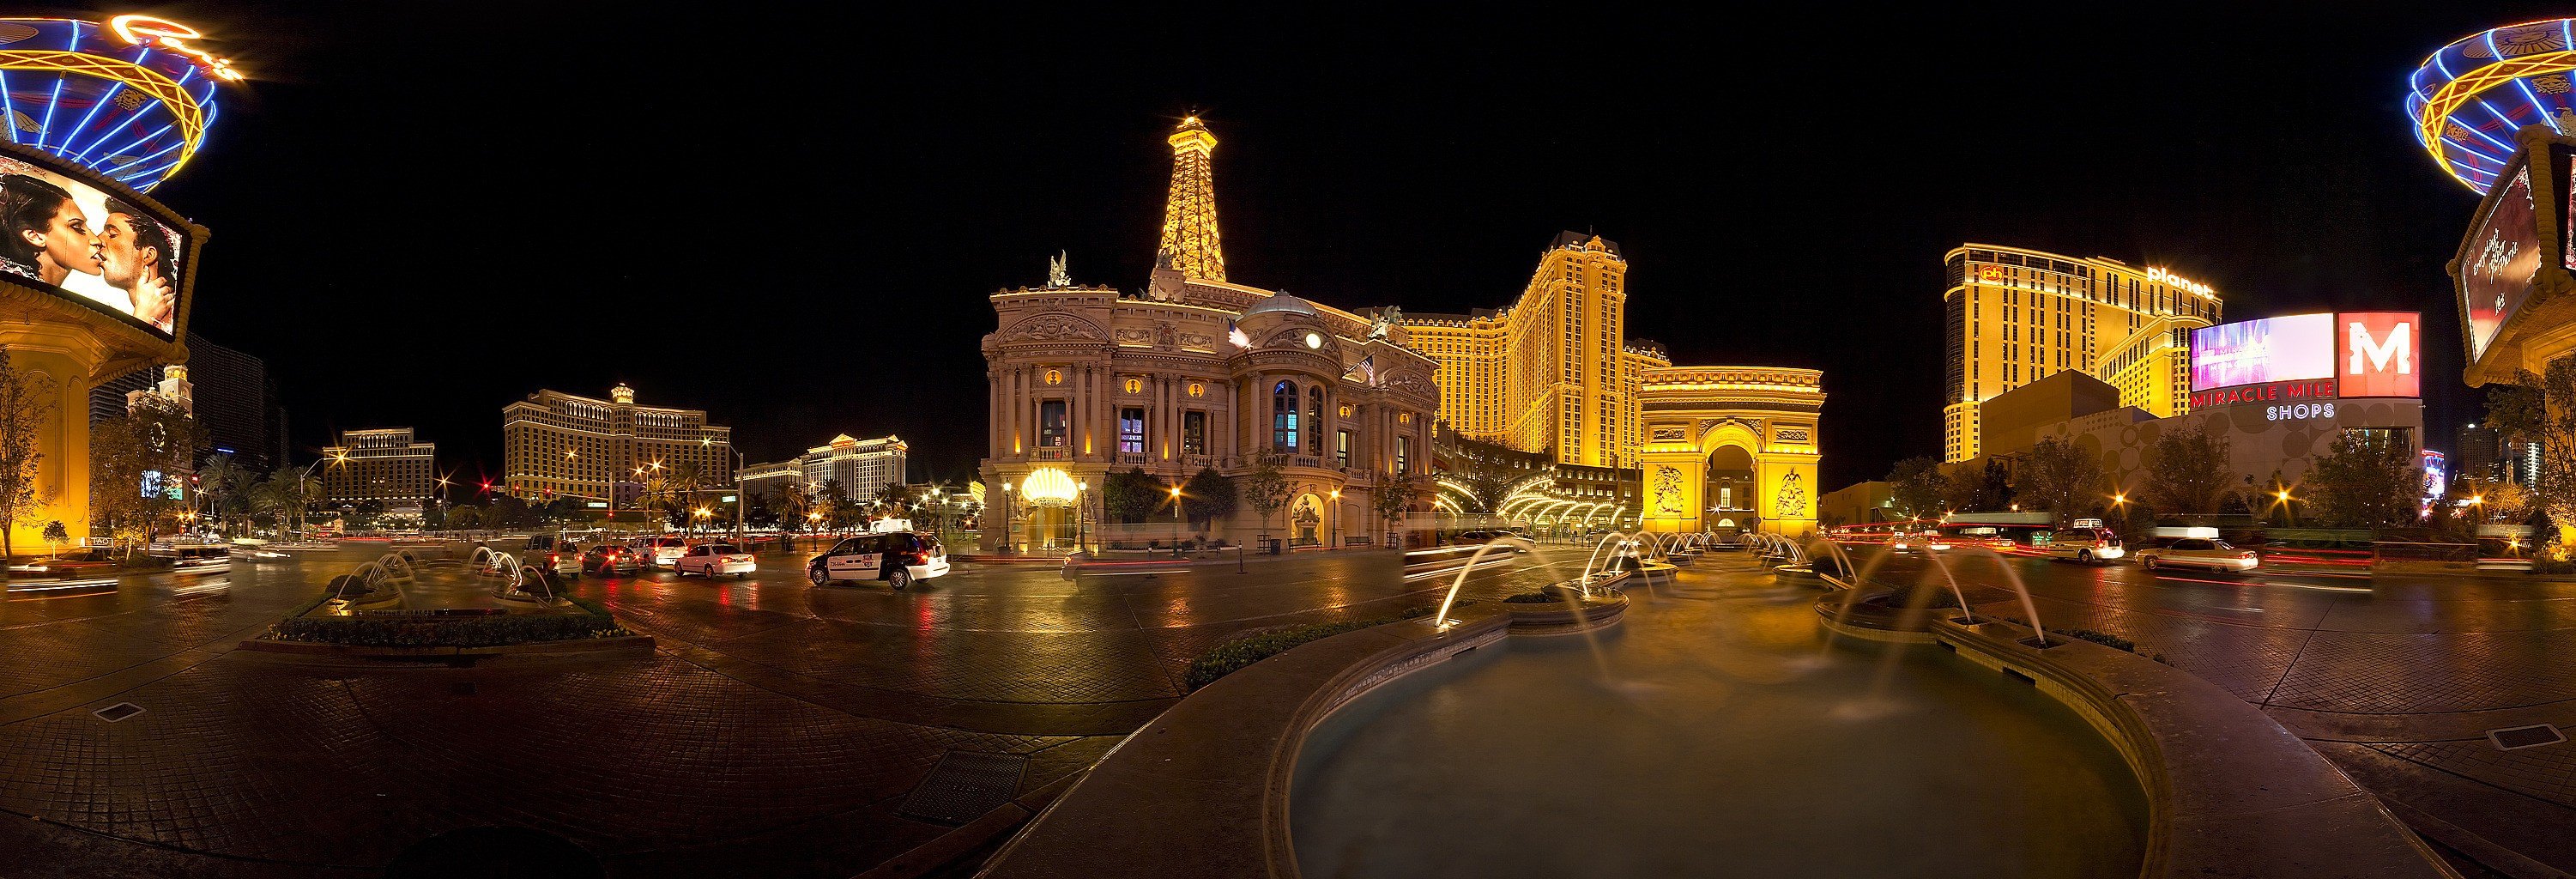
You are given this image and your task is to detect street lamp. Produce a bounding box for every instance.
[1170,485,1184,557]
[1076,480,1089,554]
[1329,488,1341,549]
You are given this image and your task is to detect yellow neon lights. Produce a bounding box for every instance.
[2415,49,2576,190]
[108,15,242,82]
[0,48,212,178]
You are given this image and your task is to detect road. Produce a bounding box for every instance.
[2,540,2568,876]
[0,544,1530,878]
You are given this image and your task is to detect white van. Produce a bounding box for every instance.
[2041,525,2125,562]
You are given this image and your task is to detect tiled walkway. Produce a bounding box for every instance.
[1855,549,2576,874]
[0,545,1539,877]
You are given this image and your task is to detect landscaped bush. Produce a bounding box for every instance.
[1503,591,1559,603]
[1184,604,1445,691]
[265,591,629,647]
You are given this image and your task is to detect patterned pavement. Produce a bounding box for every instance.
[1856,548,2576,873]
[0,543,1543,877]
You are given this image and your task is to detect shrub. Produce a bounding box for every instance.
[264,588,629,647]
[1503,591,1558,603]
[1184,605,1446,690]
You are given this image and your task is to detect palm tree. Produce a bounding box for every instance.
[766,483,811,543]
[197,453,247,535]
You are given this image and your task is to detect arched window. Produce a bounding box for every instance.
[1305,385,1324,454]
[1273,380,1298,452]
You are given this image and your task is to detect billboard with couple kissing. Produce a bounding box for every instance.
[0,150,190,339]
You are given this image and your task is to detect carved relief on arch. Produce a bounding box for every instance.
[1002,313,1107,342]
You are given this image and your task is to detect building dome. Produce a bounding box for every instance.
[1240,293,1318,318]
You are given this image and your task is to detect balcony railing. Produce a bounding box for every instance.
[1031,447,1070,461]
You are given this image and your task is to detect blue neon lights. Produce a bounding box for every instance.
[2407,18,2576,192]
[0,17,225,191]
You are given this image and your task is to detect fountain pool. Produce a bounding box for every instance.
[1291,574,2147,878]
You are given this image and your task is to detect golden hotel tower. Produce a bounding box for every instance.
[1405,233,1672,468]
[1943,245,2222,462]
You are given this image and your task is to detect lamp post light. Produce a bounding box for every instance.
[1076,480,1089,554]
[1329,488,1341,549]
[1001,481,1016,554]
[1170,485,1184,557]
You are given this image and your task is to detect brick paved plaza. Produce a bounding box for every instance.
[2,545,2571,876]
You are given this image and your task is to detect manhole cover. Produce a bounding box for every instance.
[93,703,143,723]
[897,751,1027,826]
[2488,724,2567,751]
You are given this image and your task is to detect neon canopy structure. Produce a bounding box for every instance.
[0,15,241,191]
[2407,18,2576,193]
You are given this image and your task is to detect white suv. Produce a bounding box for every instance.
[2041,526,2125,563]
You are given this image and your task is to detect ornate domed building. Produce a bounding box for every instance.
[979,118,1439,553]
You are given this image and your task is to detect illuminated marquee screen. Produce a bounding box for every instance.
[2336,312,2420,399]
[2191,313,2334,390]
[2189,312,2422,409]
[0,151,189,339]
[2461,156,2539,363]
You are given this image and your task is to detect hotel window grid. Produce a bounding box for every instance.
[1273,380,1298,452]
[1038,400,1067,448]
[1305,385,1323,455]
[1118,407,1146,454]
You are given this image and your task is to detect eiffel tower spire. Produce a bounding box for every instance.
[1157,115,1225,282]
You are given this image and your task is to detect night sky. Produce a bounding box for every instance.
[109,3,2568,489]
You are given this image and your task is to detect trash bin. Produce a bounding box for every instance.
[1265,537,1283,555]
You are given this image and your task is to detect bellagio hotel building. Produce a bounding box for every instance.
[1943,245,2222,462]
[1405,233,1671,469]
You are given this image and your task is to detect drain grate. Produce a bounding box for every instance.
[897,751,1027,826]
[2488,724,2567,751]
[93,703,143,723]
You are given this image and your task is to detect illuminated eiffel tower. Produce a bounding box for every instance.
[1156,116,1226,282]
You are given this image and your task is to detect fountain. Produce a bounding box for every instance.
[1432,536,1536,628]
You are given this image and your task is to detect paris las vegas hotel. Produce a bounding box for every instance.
[982,117,1834,549]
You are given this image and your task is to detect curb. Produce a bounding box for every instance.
[854,769,1085,879]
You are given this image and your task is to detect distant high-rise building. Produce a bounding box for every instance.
[89,332,286,472]
[318,428,436,506]
[1943,245,2223,462]
[2505,440,2542,489]
[1403,233,1672,468]
[744,434,910,500]
[502,384,734,500]
[2453,423,2504,481]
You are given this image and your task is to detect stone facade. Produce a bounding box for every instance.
[977,120,1437,553]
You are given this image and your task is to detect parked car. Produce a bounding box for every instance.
[545,543,584,578]
[2136,537,2258,573]
[807,532,949,590]
[675,543,757,579]
[581,543,640,575]
[2040,526,2126,562]
[631,536,687,568]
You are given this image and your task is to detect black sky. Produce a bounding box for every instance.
[93,2,2564,489]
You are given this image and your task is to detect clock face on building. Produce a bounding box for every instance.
[1303,331,1322,349]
